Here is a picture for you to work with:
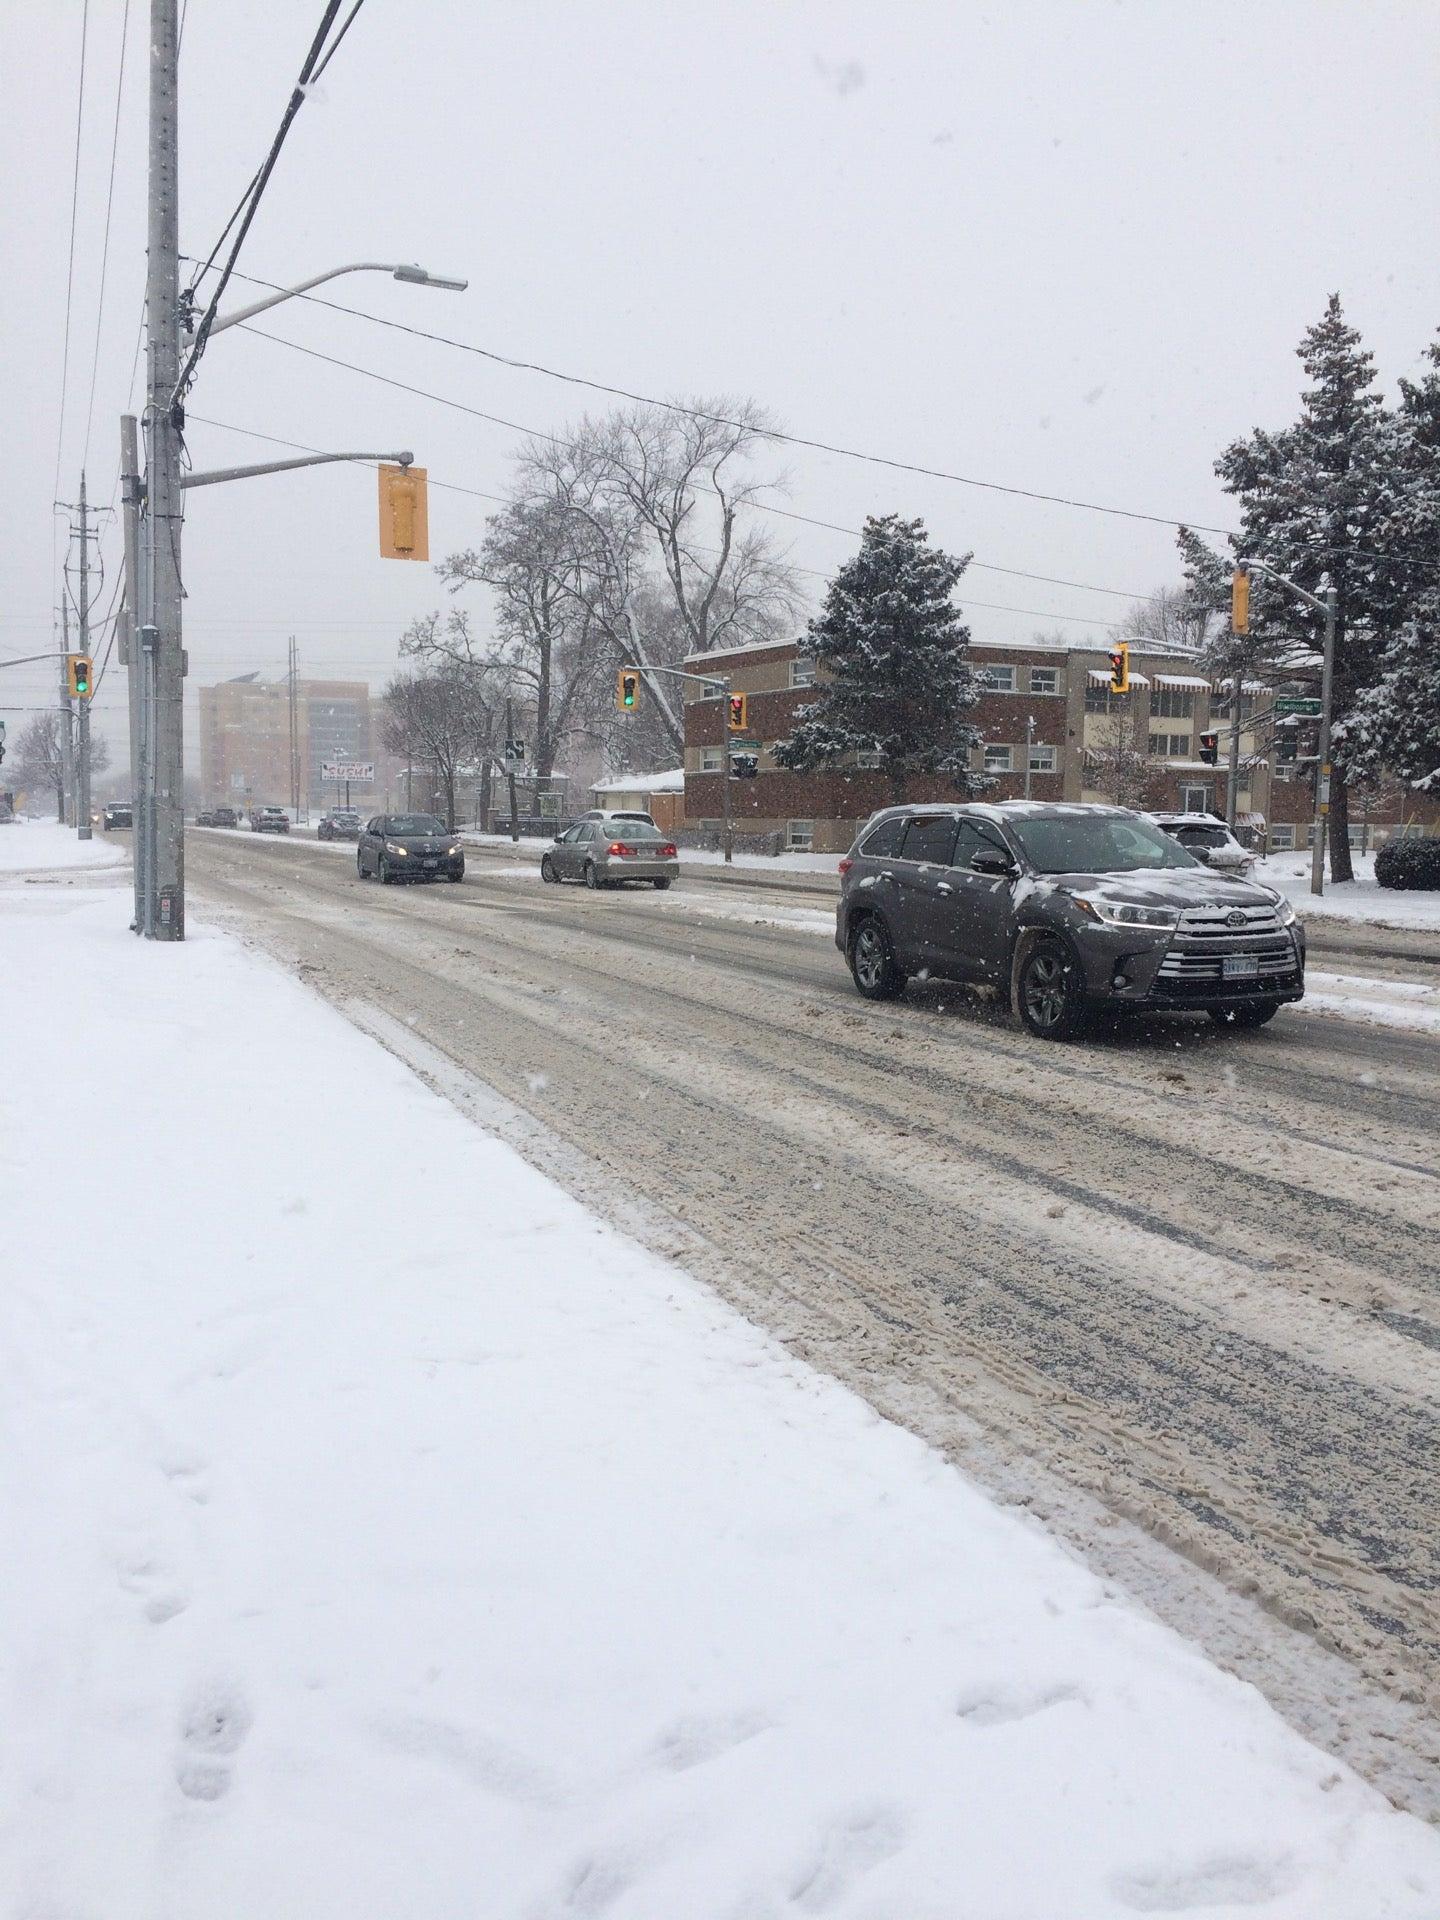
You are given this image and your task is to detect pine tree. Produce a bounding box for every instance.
[774,514,985,804]
[1345,336,1440,794]
[1178,295,1407,881]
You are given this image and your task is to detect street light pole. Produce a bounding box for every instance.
[76,474,92,839]
[120,415,146,926]
[1236,558,1335,896]
[205,261,467,335]
[1024,714,1036,801]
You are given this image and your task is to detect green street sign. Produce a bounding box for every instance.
[1274,697,1321,718]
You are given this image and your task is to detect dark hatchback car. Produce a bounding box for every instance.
[356,813,465,884]
[102,802,133,830]
[318,808,362,841]
[836,801,1305,1040]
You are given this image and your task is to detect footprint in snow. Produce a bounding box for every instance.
[648,1707,772,1772]
[954,1680,1086,1725]
[174,1677,253,1803]
[1112,1852,1297,1911]
[789,1803,906,1913]
[117,1553,189,1625]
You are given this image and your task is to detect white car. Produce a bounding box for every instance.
[1147,812,1255,874]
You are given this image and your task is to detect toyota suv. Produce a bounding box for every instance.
[836,801,1304,1039]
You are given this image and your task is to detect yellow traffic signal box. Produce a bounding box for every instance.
[1231,568,1250,635]
[67,654,93,699]
[1107,642,1129,695]
[617,670,640,711]
[727,692,748,732]
[378,464,429,561]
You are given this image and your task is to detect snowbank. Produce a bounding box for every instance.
[0,817,126,872]
[3,881,1438,1918]
[1257,852,1440,932]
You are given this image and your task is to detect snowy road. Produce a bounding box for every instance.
[189,830,1440,1811]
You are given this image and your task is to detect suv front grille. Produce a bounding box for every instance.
[1156,903,1299,989]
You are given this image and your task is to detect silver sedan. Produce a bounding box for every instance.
[541,819,679,889]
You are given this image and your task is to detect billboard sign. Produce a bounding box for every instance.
[321,761,375,782]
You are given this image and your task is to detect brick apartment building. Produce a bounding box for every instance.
[681,636,1439,854]
[198,675,378,813]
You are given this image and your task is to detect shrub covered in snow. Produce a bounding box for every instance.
[1375,836,1440,890]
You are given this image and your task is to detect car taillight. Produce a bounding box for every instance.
[607,841,632,856]
[660,843,677,857]
[838,858,853,876]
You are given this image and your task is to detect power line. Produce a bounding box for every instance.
[175,0,361,405]
[82,0,131,469]
[52,0,92,508]
[208,266,1235,537]
[188,407,1126,634]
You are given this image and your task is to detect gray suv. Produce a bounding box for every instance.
[836,801,1305,1039]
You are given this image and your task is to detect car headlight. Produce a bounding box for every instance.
[1273,896,1296,926]
[1073,896,1179,931]
[385,841,408,856]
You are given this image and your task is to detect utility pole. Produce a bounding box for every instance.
[1225,661,1243,831]
[58,600,74,826]
[76,474,93,839]
[120,415,146,926]
[288,637,301,817]
[1311,584,1338,898]
[142,0,185,937]
[721,713,734,865]
[504,697,520,842]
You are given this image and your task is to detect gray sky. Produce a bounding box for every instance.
[3,0,1438,760]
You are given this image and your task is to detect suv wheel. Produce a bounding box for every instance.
[1015,936,1086,1040]
[1209,1002,1279,1030]
[378,854,392,885]
[357,851,367,879]
[849,916,905,1000]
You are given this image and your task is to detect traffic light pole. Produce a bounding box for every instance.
[504,697,520,842]
[1236,558,1336,896]
[1224,659,1242,832]
[58,600,74,827]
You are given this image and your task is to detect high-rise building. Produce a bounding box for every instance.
[198,675,377,814]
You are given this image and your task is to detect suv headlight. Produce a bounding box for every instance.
[1274,896,1296,926]
[385,841,408,856]
[1073,896,1180,931]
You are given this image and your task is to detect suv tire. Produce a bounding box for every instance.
[848,916,906,1000]
[1014,935,1087,1041]
[1208,1002,1279,1030]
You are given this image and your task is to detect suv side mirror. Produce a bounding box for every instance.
[971,848,1015,878]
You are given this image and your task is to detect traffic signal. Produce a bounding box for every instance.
[727,692,747,732]
[1107,642,1129,695]
[616,669,640,711]
[1198,731,1219,765]
[378,463,429,561]
[1231,567,1250,635]
[67,654,93,699]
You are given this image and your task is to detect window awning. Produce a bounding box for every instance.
[1154,674,1210,690]
[1087,668,1150,688]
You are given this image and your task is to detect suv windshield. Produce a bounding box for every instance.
[387,816,447,836]
[1013,814,1200,874]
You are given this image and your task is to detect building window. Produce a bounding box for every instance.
[1027,742,1057,774]
[789,657,816,688]
[700,746,723,772]
[1028,666,1060,696]
[984,744,1013,774]
[697,818,723,832]
[982,664,1017,694]
[786,819,814,850]
[1180,784,1213,813]
[1269,825,1295,850]
[1148,732,1192,759]
[1151,686,1194,719]
[855,748,882,769]
[1084,682,1118,712]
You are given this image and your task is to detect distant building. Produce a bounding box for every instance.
[681,636,1439,854]
[589,768,685,831]
[198,675,377,813]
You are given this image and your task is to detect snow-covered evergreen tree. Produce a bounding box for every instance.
[1345,336,1440,793]
[774,514,985,803]
[1177,295,1408,881]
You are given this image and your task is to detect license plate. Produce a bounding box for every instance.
[1223,954,1259,979]
[423,858,438,870]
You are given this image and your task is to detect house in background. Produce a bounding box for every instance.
[589,768,685,831]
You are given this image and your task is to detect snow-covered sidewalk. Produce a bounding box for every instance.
[1254,852,1440,932]
[0,816,126,873]
[3,881,1439,1918]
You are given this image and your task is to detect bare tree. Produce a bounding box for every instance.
[379,664,496,831]
[1117,585,1217,657]
[1084,698,1168,809]
[10,712,109,818]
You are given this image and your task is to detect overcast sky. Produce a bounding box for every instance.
[3,0,1437,760]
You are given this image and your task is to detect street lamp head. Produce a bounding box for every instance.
[392,264,468,291]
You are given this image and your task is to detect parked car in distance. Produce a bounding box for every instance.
[836,800,1304,1040]
[1147,811,1255,875]
[541,817,678,889]
[249,806,291,834]
[102,802,133,830]
[575,808,656,827]
[317,808,362,841]
[356,813,465,883]
[211,806,242,828]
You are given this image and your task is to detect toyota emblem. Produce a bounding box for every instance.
[1226,909,1247,928]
